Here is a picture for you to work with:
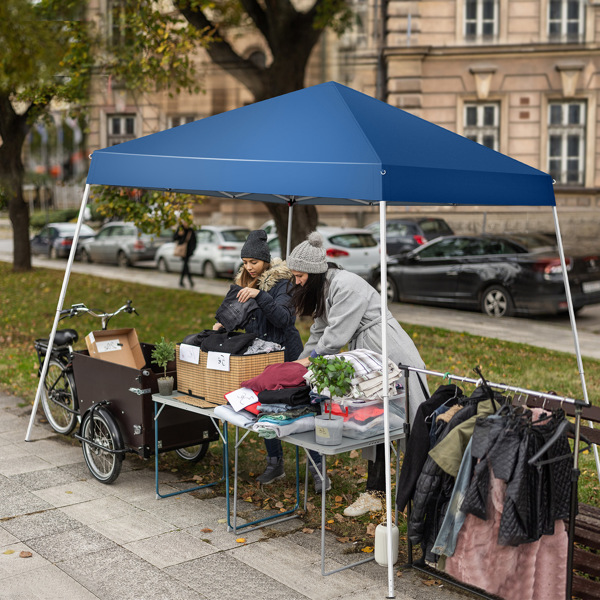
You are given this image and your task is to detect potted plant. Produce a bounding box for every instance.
[152,337,176,396]
[308,355,355,445]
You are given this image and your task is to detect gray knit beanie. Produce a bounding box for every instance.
[241,230,271,262]
[287,231,328,274]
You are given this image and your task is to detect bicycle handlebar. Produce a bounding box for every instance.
[59,300,138,329]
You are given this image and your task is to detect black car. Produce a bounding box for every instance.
[365,217,454,255]
[30,222,96,259]
[370,233,600,317]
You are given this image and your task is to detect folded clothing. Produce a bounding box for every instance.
[257,385,311,406]
[241,362,308,391]
[252,415,315,439]
[214,404,257,428]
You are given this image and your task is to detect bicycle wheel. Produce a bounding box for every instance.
[41,358,78,435]
[81,408,124,484]
[175,442,210,462]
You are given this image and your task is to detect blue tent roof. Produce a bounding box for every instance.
[86,81,555,207]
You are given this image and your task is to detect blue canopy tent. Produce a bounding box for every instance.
[26,81,593,598]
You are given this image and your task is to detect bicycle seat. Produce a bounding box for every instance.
[50,329,79,347]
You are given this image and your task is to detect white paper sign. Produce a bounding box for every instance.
[88,332,95,344]
[96,339,122,353]
[179,343,200,364]
[225,387,259,412]
[206,351,230,371]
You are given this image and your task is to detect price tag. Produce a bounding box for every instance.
[206,351,230,372]
[96,339,122,353]
[179,343,200,364]
[225,387,259,412]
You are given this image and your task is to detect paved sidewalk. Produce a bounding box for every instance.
[0,391,471,600]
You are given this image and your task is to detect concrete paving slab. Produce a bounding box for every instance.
[0,526,18,546]
[88,510,175,545]
[0,492,53,520]
[1,508,81,542]
[0,414,26,434]
[124,529,216,568]
[135,493,218,529]
[59,546,201,600]
[26,525,116,563]
[31,480,105,508]
[0,542,51,577]
[0,476,28,499]
[0,564,101,600]
[0,455,53,477]
[5,424,56,442]
[14,439,83,467]
[58,495,139,526]
[8,466,81,492]
[165,551,307,600]
[0,443,40,461]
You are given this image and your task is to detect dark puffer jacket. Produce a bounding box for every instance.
[232,259,303,361]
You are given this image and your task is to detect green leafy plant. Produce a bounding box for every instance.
[151,337,175,378]
[308,355,355,418]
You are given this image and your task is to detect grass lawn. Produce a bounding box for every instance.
[1,262,599,552]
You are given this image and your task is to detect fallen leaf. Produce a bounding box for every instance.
[275,501,284,508]
[422,579,442,586]
[396,571,403,577]
[336,536,350,543]
[361,546,374,553]
[19,551,32,558]
[244,497,253,503]
[65,491,73,494]
[200,528,212,533]
[334,513,345,522]
[217,518,227,524]
[366,523,377,536]
[327,519,334,524]
[3,550,15,555]
[334,495,343,502]
[235,538,246,543]
[349,450,359,458]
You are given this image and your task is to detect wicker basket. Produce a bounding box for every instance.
[175,345,284,404]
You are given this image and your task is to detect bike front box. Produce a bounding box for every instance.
[73,343,218,457]
[85,328,145,370]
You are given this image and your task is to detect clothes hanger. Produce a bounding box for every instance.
[527,418,592,466]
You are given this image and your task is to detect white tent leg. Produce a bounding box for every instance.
[552,206,600,481]
[286,203,294,259]
[379,201,395,598]
[25,184,91,441]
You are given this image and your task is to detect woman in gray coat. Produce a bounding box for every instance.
[287,231,429,516]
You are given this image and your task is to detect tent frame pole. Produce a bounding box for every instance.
[25,184,91,441]
[552,206,600,479]
[286,201,294,259]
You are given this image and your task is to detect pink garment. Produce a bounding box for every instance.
[445,469,568,600]
[240,362,308,392]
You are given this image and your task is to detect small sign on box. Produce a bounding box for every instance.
[207,351,230,372]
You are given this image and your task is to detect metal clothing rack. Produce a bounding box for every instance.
[398,364,591,600]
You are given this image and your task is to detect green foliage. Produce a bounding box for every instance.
[151,336,176,378]
[91,187,197,236]
[308,355,355,398]
[29,209,81,229]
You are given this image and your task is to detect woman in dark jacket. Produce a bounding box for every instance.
[213,230,325,488]
[173,223,197,289]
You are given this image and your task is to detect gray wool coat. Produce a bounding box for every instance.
[299,268,429,416]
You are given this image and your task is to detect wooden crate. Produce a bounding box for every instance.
[175,345,284,404]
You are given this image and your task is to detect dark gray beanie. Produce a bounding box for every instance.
[241,230,271,262]
[287,231,328,274]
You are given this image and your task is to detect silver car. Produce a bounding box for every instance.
[268,226,380,279]
[80,221,171,267]
[155,225,251,278]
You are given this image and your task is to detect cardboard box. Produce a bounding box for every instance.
[85,328,146,369]
[176,344,284,404]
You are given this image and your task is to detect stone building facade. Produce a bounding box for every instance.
[84,0,600,242]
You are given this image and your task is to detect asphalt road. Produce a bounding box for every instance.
[2,240,600,361]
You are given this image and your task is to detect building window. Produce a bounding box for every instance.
[168,115,196,128]
[339,0,369,49]
[548,101,585,185]
[465,0,498,40]
[107,114,136,146]
[464,103,499,150]
[548,0,584,42]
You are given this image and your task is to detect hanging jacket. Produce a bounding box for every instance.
[227,259,303,362]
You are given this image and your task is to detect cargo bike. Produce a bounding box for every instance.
[34,301,219,484]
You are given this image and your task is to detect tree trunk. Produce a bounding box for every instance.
[0,96,31,272]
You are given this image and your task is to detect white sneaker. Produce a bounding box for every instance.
[343,492,383,517]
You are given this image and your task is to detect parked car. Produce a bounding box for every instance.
[268,226,380,279]
[370,233,600,317]
[79,221,171,267]
[155,225,251,278]
[365,217,454,255]
[30,222,96,259]
[259,218,329,237]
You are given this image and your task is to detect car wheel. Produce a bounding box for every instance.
[375,277,399,302]
[157,257,170,273]
[202,261,217,279]
[481,285,514,318]
[117,251,130,268]
[81,249,92,263]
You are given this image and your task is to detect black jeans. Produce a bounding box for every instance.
[180,257,192,285]
[366,444,386,492]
